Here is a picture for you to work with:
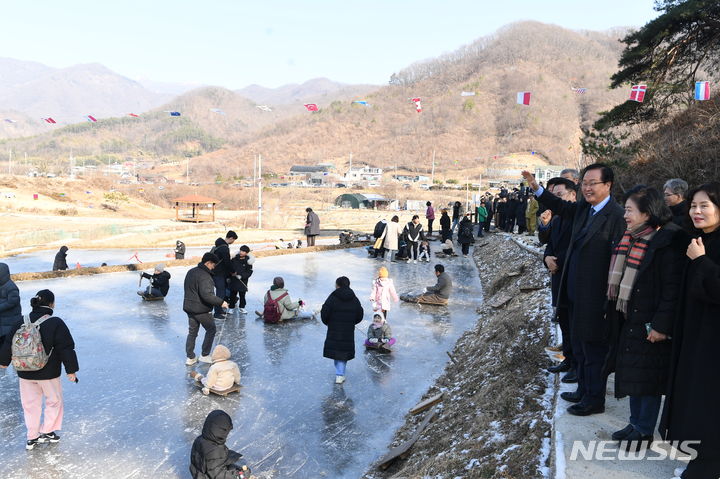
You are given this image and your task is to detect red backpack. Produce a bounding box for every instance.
[263,291,288,323]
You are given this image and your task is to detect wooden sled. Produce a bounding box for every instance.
[192,377,241,396]
[141,295,164,301]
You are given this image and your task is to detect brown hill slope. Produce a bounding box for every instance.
[193,22,628,176]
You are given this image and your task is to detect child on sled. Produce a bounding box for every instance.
[189,345,240,395]
[365,312,396,349]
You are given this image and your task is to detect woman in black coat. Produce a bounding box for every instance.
[660,182,720,479]
[0,289,79,450]
[605,187,686,448]
[321,276,363,384]
[457,214,475,256]
[439,209,452,242]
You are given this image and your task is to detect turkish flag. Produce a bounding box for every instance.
[304,103,319,111]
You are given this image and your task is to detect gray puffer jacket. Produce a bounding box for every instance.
[0,263,21,337]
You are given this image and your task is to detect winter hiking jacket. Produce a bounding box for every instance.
[427,272,453,299]
[373,220,387,239]
[403,222,424,243]
[426,205,435,220]
[305,211,320,236]
[190,410,244,479]
[206,346,241,392]
[264,287,301,320]
[142,271,171,297]
[183,263,225,315]
[370,277,399,312]
[53,246,69,271]
[476,206,488,223]
[0,306,79,381]
[0,263,21,338]
[211,238,232,279]
[321,286,364,361]
[229,254,254,292]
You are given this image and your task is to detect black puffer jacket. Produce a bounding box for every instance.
[142,271,171,297]
[53,246,69,271]
[190,410,243,479]
[321,287,363,361]
[611,223,687,398]
[212,238,232,279]
[0,306,79,380]
[229,254,254,293]
[439,213,451,232]
[457,218,475,245]
[183,263,224,315]
[0,263,21,337]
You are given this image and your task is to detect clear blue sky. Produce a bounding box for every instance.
[0,0,658,89]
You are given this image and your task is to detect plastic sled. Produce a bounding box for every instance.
[364,338,396,353]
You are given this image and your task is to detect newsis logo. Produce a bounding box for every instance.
[569,440,700,461]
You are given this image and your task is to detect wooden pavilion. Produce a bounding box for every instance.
[173,194,219,223]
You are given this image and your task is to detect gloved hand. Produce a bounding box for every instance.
[201,387,210,396]
[369,338,378,344]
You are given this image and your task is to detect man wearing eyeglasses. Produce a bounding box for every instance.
[663,178,688,226]
[522,164,625,417]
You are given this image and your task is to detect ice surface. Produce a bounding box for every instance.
[0,248,483,478]
[1,239,336,273]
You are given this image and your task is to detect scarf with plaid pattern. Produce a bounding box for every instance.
[607,223,657,314]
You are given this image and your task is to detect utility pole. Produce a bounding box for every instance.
[253,155,257,185]
[186,158,190,185]
[258,154,263,229]
[8,149,12,175]
[430,149,435,184]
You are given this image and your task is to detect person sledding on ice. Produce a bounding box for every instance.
[190,410,250,478]
[364,312,396,352]
[137,263,171,300]
[400,264,453,305]
[255,276,315,323]
[189,345,241,396]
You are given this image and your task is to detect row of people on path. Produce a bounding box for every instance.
[521,165,720,479]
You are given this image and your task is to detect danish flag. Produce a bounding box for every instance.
[630,84,647,102]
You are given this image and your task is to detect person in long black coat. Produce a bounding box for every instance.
[457,215,475,256]
[0,262,21,345]
[604,187,687,447]
[53,246,69,271]
[189,410,247,479]
[321,276,363,384]
[439,209,452,242]
[523,165,625,416]
[659,182,720,479]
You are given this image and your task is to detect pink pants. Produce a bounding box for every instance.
[19,377,64,440]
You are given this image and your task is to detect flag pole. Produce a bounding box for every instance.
[258,154,263,229]
[431,149,435,184]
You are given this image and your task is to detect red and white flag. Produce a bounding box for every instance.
[630,84,647,102]
[411,97,422,112]
[304,103,319,112]
[128,113,140,118]
[42,117,56,124]
[516,92,531,106]
[86,115,97,122]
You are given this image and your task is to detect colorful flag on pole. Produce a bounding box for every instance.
[168,111,181,116]
[352,100,369,106]
[86,115,97,122]
[629,85,647,102]
[695,81,710,101]
[128,113,140,118]
[42,117,57,124]
[411,98,422,112]
[256,105,272,112]
[210,108,226,115]
[460,91,476,97]
[4,119,16,123]
[303,103,319,111]
[516,92,531,106]
[572,87,587,94]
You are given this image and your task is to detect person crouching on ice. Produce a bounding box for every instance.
[365,312,396,349]
[138,264,171,298]
[189,345,240,395]
[418,240,431,262]
[190,410,250,479]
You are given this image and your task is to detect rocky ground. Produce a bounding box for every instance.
[363,232,556,479]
